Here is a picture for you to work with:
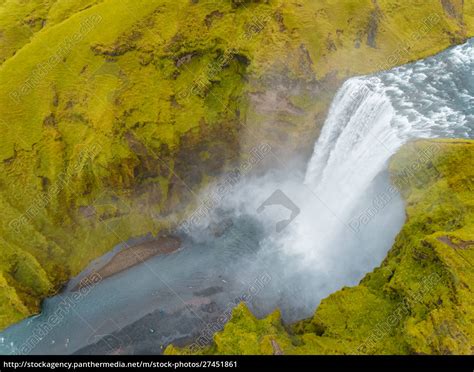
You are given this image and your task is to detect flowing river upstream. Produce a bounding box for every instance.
[1,39,473,355]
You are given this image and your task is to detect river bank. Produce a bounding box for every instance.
[0,30,472,358]
[167,139,474,355]
[72,235,182,291]
[0,0,472,332]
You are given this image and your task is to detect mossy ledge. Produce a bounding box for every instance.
[166,139,474,355]
[0,0,473,330]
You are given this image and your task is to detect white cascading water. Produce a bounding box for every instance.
[301,38,472,244]
[1,39,472,355]
[248,39,473,317]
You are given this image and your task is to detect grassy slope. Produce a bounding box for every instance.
[0,0,104,64]
[0,0,472,330]
[166,139,474,355]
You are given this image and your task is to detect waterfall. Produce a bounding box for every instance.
[1,39,473,355]
[306,38,473,205]
[304,76,400,226]
[302,37,473,241]
[249,39,474,317]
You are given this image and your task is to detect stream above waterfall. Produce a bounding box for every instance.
[1,38,473,356]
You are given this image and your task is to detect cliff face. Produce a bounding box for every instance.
[0,0,472,330]
[166,139,474,355]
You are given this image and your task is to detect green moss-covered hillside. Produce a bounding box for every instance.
[166,139,474,355]
[0,0,472,330]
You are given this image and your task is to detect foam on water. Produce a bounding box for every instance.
[0,39,473,355]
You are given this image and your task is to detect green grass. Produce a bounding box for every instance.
[0,0,472,331]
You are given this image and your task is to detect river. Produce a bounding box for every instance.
[0,38,473,355]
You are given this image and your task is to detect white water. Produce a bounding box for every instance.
[236,38,473,315]
[1,39,473,355]
[292,38,473,260]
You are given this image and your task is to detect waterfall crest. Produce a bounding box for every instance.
[1,39,473,356]
[303,38,473,234]
[252,39,474,316]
